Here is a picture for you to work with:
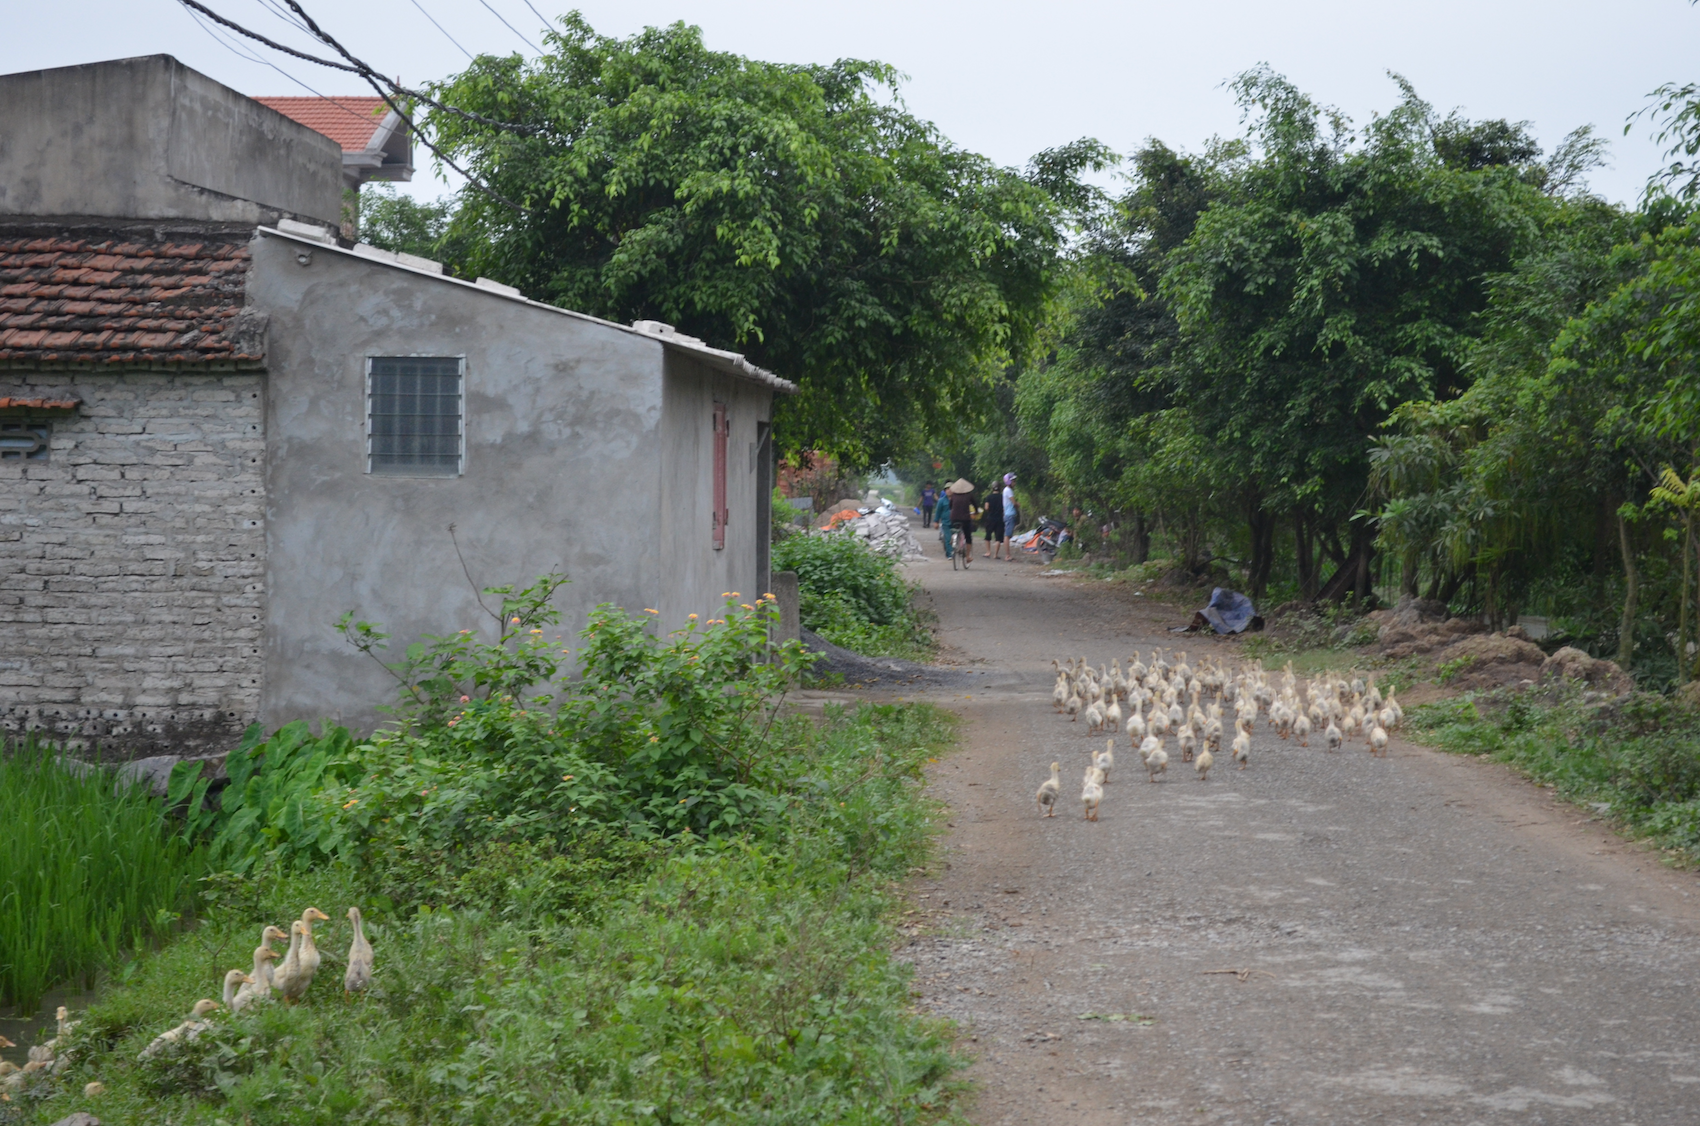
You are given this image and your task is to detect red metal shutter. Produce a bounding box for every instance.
[712,402,728,550]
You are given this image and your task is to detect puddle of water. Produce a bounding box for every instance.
[0,987,99,1066]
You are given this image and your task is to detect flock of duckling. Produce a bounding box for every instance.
[1035,649,1406,820]
[0,905,373,1099]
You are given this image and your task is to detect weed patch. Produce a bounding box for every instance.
[1408,689,1700,859]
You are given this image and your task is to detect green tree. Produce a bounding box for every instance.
[425,15,1102,466]
[356,183,464,265]
[1160,69,1567,599]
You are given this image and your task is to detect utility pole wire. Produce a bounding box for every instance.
[405,0,475,62]
[519,0,554,36]
[178,0,358,71]
[173,0,534,216]
[275,0,531,214]
[476,0,542,53]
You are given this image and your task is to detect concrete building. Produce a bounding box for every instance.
[0,56,790,753]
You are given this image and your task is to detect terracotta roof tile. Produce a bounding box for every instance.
[0,232,257,366]
[254,96,390,152]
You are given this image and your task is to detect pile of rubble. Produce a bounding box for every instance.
[820,501,929,562]
[1368,596,1633,694]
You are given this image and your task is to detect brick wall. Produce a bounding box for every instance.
[0,370,265,757]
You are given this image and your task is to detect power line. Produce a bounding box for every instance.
[275,0,530,213]
[404,0,475,62]
[176,0,540,214]
[475,0,541,53]
[518,0,553,36]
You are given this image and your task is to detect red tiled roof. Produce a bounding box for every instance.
[0,397,80,410]
[255,96,390,152]
[0,235,256,366]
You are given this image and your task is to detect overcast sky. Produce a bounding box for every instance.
[6,0,1696,206]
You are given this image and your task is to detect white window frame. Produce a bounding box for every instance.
[364,355,466,477]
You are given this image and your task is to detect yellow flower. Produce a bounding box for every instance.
[511,616,521,624]
[650,735,660,743]
[644,608,659,614]
[730,592,740,597]
[740,604,754,611]
[562,774,574,781]
[762,592,775,599]
[689,613,699,619]
[343,798,359,809]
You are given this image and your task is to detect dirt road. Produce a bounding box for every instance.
[889,531,1700,1125]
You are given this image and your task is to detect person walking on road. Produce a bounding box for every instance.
[1002,473,1019,560]
[920,481,937,528]
[947,478,976,568]
[982,483,1006,560]
[934,487,954,561]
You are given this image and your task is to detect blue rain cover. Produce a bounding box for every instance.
[1201,587,1256,634]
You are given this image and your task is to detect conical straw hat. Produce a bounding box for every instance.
[947,478,975,494]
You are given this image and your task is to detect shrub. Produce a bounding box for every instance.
[772,533,931,657]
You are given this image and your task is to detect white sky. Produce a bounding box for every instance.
[5,0,1697,207]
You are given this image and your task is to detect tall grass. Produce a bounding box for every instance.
[0,740,204,1012]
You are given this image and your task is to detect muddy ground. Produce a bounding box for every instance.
[855,528,1700,1126]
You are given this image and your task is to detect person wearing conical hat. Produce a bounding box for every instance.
[946,479,976,567]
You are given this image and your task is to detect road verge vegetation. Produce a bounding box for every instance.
[773,533,934,661]
[8,584,964,1126]
[1410,688,1700,862]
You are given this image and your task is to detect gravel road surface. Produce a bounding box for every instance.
[880,531,1700,1126]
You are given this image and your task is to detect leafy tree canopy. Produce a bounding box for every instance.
[426,15,1105,465]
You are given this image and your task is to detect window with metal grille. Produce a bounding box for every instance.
[0,420,50,461]
[367,356,463,476]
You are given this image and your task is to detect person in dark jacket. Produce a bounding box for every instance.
[947,478,976,568]
[982,485,1006,559]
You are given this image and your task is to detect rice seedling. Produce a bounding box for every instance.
[0,739,205,1012]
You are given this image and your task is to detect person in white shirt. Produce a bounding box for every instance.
[1001,473,1018,560]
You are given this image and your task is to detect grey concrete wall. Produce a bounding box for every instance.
[249,233,670,733]
[657,353,774,626]
[0,55,342,225]
[0,370,266,756]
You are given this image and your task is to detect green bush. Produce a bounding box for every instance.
[0,742,204,1011]
[772,533,931,658]
[24,705,963,1126]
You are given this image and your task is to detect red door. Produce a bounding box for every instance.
[712,402,728,550]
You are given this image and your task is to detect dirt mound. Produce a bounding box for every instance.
[1540,646,1634,697]
[1432,633,1547,690]
[1378,616,1488,659]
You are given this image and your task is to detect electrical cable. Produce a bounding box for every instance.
[475,0,541,53]
[175,0,527,214]
[404,0,475,62]
[178,0,359,72]
[518,0,553,36]
[274,0,528,213]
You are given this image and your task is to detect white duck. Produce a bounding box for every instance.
[139,999,220,1060]
[344,907,375,998]
[1036,762,1062,817]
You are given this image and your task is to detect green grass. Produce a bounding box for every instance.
[0,740,205,1013]
[14,704,966,1126]
[1408,690,1700,861]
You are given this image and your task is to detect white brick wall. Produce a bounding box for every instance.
[0,370,265,756]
